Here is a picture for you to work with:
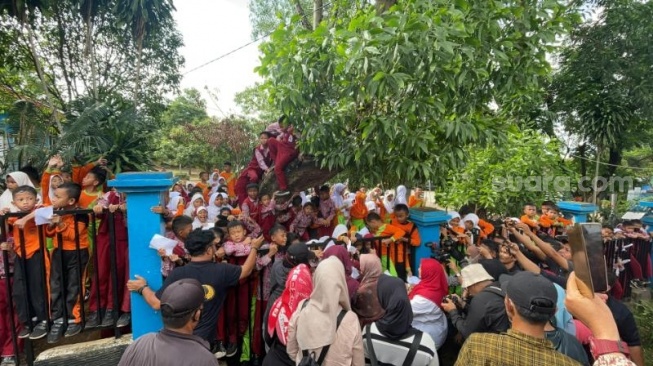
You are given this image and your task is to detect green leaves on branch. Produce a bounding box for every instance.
[438,130,574,216]
[257,0,579,186]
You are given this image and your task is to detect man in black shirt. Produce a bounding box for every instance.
[441,263,510,339]
[127,229,262,353]
[119,278,218,366]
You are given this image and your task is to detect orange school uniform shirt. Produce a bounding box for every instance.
[376,223,407,264]
[520,214,540,232]
[71,163,104,209]
[195,181,210,202]
[220,171,236,198]
[8,216,45,259]
[408,195,425,208]
[478,219,495,239]
[45,212,90,251]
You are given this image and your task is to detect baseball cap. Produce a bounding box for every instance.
[286,243,316,265]
[500,271,557,316]
[160,279,206,316]
[461,263,494,288]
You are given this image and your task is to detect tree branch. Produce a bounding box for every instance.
[292,0,312,30]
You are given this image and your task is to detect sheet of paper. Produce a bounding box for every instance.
[34,206,54,226]
[149,234,178,256]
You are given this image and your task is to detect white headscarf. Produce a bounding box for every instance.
[365,200,378,213]
[48,174,63,204]
[382,190,395,213]
[331,183,346,209]
[0,172,37,212]
[395,185,408,205]
[460,213,480,229]
[192,206,212,230]
[295,257,351,349]
[184,193,205,217]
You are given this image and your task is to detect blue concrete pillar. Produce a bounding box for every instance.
[108,172,176,338]
[557,201,598,224]
[409,208,451,269]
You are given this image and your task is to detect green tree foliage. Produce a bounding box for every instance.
[257,0,579,186]
[438,130,574,216]
[0,0,184,171]
[160,88,208,127]
[551,0,653,180]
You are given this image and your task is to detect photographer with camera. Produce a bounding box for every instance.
[440,264,509,340]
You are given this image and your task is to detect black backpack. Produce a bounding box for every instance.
[298,301,347,366]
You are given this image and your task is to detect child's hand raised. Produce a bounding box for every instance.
[150,206,165,214]
[0,242,12,251]
[96,157,108,166]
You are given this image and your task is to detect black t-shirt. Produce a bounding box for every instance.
[155,261,241,342]
[606,296,641,346]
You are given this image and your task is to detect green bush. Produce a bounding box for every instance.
[632,300,653,366]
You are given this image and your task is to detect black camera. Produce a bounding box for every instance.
[442,294,463,311]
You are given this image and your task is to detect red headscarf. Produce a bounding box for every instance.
[267,263,313,345]
[408,258,449,309]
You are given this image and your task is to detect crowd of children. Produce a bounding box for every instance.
[0,126,649,366]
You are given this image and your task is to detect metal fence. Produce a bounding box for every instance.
[0,209,126,366]
[604,237,652,298]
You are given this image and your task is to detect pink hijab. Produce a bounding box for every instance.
[266,264,313,345]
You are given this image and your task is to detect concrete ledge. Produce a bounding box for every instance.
[35,335,132,366]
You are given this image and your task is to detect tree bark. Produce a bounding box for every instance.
[376,0,396,14]
[313,0,323,28]
[292,0,312,30]
[258,158,339,196]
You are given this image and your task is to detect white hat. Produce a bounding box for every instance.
[461,263,494,288]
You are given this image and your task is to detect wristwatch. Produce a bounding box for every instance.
[588,337,630,359]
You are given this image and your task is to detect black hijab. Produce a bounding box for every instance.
[375,274,413,340]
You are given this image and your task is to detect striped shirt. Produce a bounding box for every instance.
[363,323,438,366]
[454,329,581,366]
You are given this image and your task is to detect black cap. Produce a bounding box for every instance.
[160,279,206,316]
[286,243,316,265]
[500,272,557,316]
[479,258,508,281]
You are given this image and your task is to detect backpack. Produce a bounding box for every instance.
[298,301,347,366]
[365,324,423,366]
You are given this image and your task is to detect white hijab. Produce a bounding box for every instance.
[0,172,37,212]
[331,183,346,209]
[184,193,205,217]
[460,213,480,229]
[382,190,395,213]
[395,185,408,205]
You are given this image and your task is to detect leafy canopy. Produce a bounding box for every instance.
[438,130,574,216]
[257,0,579,185]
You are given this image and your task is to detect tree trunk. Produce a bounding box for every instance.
[25,25,63,133]
[313,0,323,28]
[376,0,396,14]
[258,158,339,196]
[292,0,312,30]
[84,0,99,100]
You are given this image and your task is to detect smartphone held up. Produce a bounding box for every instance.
[567,223,608,298]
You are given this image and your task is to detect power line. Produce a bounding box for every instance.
[182,1,334,76]
[568,153,653,171]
